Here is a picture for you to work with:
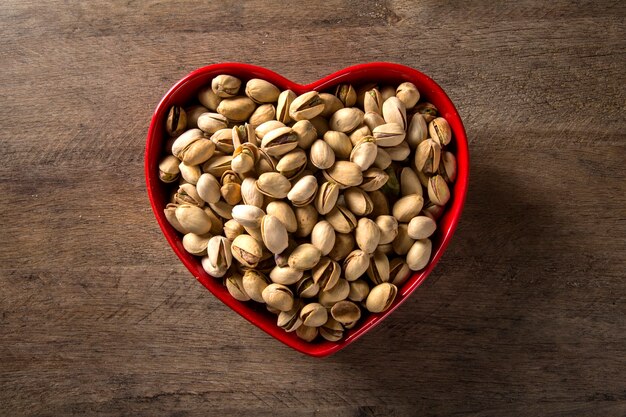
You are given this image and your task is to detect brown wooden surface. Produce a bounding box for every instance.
[1,0,625,416]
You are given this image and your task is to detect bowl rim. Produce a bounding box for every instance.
[145,62,469,357]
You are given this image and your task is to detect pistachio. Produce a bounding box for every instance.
[158,155,181,183]
[355,218,381,254]
[269,265,303,285]
[380,85,396,101]
[294,205,318,237]
[392,194,425,222]
[389,258,411,286]
[197,112,228,134]
[209,128,234,154]
[365,282,397,313]
[287,175,318,207]
[182,232,211,256]
[232,121,257,149]
[255,120,285,140]
[363,111,386,131]
[355,82,378,107]
[319,279,350,307]
[396,82,420,109]
[247,103,275,126]
[220,183,241,206]
[414,102,438,123]
[323,131,353,159]
[296,324,319,342]
[231,143,258,175]
[255,148,278,175]
[277,302,303,332]
[231,234,263,268]
[422,201,445,221]
[313,181,338,215]
[319,92,344,117]
[260,126,299,157]
[296,274,320,298]
[399,167,423,197]
[366,250,390,284]
[172,129,216,165]
[289,91,324,121]
[349,124,372,146]
[343,187,373,217]
[310,220,336,256]
[238,178,261,208]
[429,117,452,146]
[292,120,317,150]
[377,243,394,255]
[416,168,431,188]
[202,154,233,178]
[288,243,322,270]
[329,107,364,133]
[407,238,432,271]
[335,84,357,107]
[407,216,437,239]
[415,138,441,175]
[223,219,244,240]
[359,168,388,192]
[348,279,370,302]
[328,232,355,262]
[309,139,336,170]
[323,161,363,189]
[175,204,211,235]
[217,96,256,122]
[225,273,250,301]
[299,303,328,327]
[203,206,224,235]
[262,283,294,312]
[386,142,411,162]
[166,105,187,136]
[245,78,280,103]
[372,123,405,147]
[349,136,377,171]
[392,224,414,256]
[203,236,232,277]
[325,205,357,233]
[164,204,188,234]
[428,175,450,206]
[312,257,341,291]
[261,214,289,254]
[208,200,233,220]
[274,238,298,267]
[364,88,383,115]
[266,201,298,233]
[376,215,398,244]
[175,183,204,207]
[212,74,241,98]
[276,148,307,179]
[382,97,407,130]
[276,89,296,124]
[231,204,265,228]
[255,172,291,199]
[331,300,361,325]
[439,151,457,183]
[242,270,270,303]
[320,318,344,341]
[198,85,222,111]
[406,113,428,149]
[343,249,371,281]
[373,147,392,170]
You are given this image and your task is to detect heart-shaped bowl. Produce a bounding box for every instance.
[145,62,469,357]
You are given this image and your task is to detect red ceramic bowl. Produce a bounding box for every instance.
[145,62,469,357]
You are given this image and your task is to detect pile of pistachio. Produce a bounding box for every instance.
[159,74,456,342]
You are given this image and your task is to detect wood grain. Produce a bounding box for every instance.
[1,0,625,415]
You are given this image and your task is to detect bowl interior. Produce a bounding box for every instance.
[145,62,469,357]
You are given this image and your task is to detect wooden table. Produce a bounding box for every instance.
[1,1,624,415]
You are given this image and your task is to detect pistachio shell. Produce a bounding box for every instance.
[407,239,432,271]
[312,257,341,291]
[386,142,411,161]
[289,91,324,121]
[197,112,228,134]
[399,167,423,197]
[439,151,457,183]
[245,78,280,103]
[392,224,415,256]
[392,194,425,222]
[428,175,450,206]
[266,201,298,233]
[382,97,407,130]
[166,105,187,136]
[249,103,276,126]
[276,90,296,124]
[288,243,322,270]
[310,220,336,256]
[349,136,377,171]
[323,131,353,159]
[320,318,344,341]
[269,265,304,285]
[261,214,289,254]
[310,139,336,170]
[373,123,406,147]
[406,113,428,149]
[359,168,388,192]
[182,232,211,256]
[203,206,224,235]
[296,324,319,342]
[325,205,357,234]
[262,283,294,312]
[231,204,265,228]
[355,218,381,254]
[415,102,439,123]
[296,274,320,298]
[204,236,232,277]
[380,85,396,101]
[175,183,204,207]
[212,74,241,98]
[319,279,350,307]
[202,154,233,178]
[242,270,270,303]
[319,93,344,118]
[159,155,181,183]
[223,219,244,240]
[231,234,263,268]
[343,249,371,281]
[240,177,264,208]
[429,117,452,146]
[366,250,390,284]
[373,147,392,170]
[260,126,299,157]
[277,303,303,332]
[368,190,390,217]
[292,120,318,150]
[255,149,278,175]
[217,96,256,122]
[349,124,372,146]
[376,215,398,244]
[389,258,411,286]
[287,175,318,207]
[329,107,364,133]
[309,116,329,136]
[323,161,363,188]
[294,205,318,238]
[276,148,307,179]
[331,300,361,325]
[314,181,339,215]
[344,187,373,216]
[198,85,222,111]
[226,273,250,301]
[335,84,357,107]
[415,138,441,175]
[364,88,383,115]
[300,303,328,327]
[396,82,420,109]
[255,120,286,140]
[407,216,437,239]
[348,279,370,302]
[175,204,211,235]
[255,172,291,199]
[365,283,397,313]
[364,111,386,131]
